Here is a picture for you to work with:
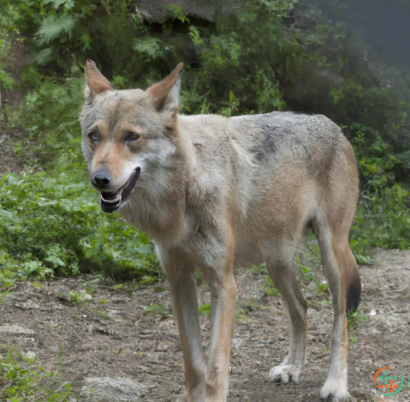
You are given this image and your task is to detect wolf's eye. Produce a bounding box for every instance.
[125,132,140,144]
[89,131,100,143]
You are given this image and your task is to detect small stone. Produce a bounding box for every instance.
[0,325,35,335]
[80,377,140,401]
[2,294,14,306]
[136,365,147,373]
[25,351,36,360]
[307,282,319,292]
[15,301,40,310]
[232,338,243,348]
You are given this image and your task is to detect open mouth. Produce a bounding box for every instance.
[100,167,141,213]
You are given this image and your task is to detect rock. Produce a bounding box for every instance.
[0,325,35,335]
[136,365,147,373]
[307,282,319,292]
[2,293,14,306]
[80,377,140,402]
[25,351,36,359]
[15,301,40,309]
[232,337,243,348]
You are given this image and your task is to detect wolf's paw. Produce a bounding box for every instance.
[320,380,350,401]
[269,364,301,384]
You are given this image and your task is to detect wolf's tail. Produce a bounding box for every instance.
[345,248,361,314]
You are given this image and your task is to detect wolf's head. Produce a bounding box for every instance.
[79,60,183,213]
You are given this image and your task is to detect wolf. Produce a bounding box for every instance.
[79,60,361,402]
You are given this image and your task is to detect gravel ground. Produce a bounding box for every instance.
[1,249,409,401]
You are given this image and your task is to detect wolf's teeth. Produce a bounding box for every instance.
[101,194,121,204]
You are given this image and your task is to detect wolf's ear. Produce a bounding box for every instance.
[84,60,112,102]
[147,63,183,113]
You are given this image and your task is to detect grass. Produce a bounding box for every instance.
[0,350,73,402]
[198,304,211,316]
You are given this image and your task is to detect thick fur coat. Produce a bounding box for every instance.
[80,61,360,402]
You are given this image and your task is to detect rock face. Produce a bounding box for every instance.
[80,377,140,402]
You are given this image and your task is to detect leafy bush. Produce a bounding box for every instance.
[10,77,83,167]
[0,78,158,288]
[0,170,157,288]
[352,185,410,252]
[2,0,410,286]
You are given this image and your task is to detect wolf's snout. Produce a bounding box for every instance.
[91,167,112,189]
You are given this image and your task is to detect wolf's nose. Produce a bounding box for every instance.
[91,168,112,189]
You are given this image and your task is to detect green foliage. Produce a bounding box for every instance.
[198,304,211,316]
[242,297,262,311]
[249,263,281,296]
[0,69,15,90]
[34,14,78,45]
[10,77,83,166]
[0,78,157,288]
[133,37,165,61]
[0,351,73,401]
[2,0,410,289]
[142,303,168,317]
[0,33,16,90]
[0,169,157,288]
[168,4,190,24]
[348,309,368,328]
[352,185,410,251]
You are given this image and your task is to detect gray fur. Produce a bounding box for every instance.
[80,69,359,402]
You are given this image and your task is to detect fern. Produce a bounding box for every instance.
[36,48,53,66]
[34,15,77,45]
[132,37,164,61]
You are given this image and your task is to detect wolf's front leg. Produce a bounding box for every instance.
[158,247,207,402]
[201,251,237,402]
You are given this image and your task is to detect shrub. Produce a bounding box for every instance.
[2,0,410,285]
[1,78,158,288]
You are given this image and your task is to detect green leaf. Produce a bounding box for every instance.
[132,37,164,61]
[34,15,78,45]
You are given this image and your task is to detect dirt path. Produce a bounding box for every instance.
[1,249,410,402]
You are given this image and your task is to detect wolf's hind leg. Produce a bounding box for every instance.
[266,246,308,384]
[318,230,358,401]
